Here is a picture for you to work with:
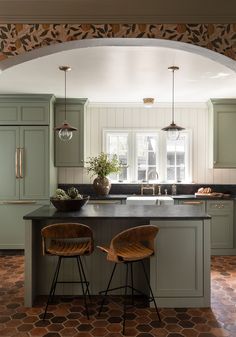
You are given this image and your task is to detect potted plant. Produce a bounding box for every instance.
[86,152,121,195]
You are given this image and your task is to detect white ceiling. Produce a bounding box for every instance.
[0,45,236,103]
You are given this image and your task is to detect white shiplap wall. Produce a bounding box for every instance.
[58,102,236,184]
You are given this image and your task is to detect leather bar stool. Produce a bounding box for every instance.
[97,224,161,334]
[41,223,94,319]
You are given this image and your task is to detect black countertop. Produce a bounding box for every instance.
[88,194,235,201]
[24,204,210,220]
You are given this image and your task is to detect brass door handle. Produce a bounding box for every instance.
[19,148,24,178]
[15,148,20,178]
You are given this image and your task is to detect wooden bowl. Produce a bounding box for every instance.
[50,195,90,212]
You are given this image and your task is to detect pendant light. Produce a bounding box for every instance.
[162,66,184,140]
[54,66,77,141]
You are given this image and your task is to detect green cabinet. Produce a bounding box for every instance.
[54,98,87,167]
[0,94,53,125]
[0,126,50,200]
[0,94,57,249]
[206,200,234,249]
[208,99,236,168]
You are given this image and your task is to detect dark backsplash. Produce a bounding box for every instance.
[58,183,236,196]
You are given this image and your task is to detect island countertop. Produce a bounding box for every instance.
[23,204,211,220]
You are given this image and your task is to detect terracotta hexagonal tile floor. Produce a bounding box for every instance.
[0,254,236,336]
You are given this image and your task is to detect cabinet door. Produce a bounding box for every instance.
[207,200,233,248]
[19,102,50,125]
[0,202,46,249]
[54,101,85,167]
[0,126,20,200]
[0,103,19,124]
[20,126,49,199]
[209,100,236,168]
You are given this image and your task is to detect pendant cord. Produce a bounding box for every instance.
[64,69,67,122]
[172,68,175,124]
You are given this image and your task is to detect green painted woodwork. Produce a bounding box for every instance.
[209,99,236,168]
[0,126,49,200]
[0,94,57,249]
[0,94,55,125]
[0,202,48,249]
[54,98,88,167]
[207,200,234,249]
[20,126,49,199]
[0,126,20,200]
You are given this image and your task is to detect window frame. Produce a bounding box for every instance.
[103,128,192,183]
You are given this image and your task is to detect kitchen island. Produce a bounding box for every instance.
[24,204,211,308]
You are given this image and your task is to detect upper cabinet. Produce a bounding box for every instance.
[54,98,88,167]
[208,99,236,168]
[0,94,55,125]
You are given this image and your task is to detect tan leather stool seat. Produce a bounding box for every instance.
[100,242,154,262]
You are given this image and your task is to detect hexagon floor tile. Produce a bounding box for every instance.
[0,254,236,336]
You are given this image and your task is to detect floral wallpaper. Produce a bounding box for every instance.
[0,23,235,62]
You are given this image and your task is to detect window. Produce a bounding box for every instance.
[165,133,190,183]
[104,129,191,183]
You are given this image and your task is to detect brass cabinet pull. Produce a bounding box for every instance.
[2,200,37,205]
[19,148,24,178]
[183,201,204,205]
[15,148,20,178]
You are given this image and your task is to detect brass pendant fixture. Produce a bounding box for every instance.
[54,66,77,141]
[162,66,185,140]
[143,97,154,108]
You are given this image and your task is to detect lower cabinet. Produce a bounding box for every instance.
[206,200,234,249]
[0,202,47,249]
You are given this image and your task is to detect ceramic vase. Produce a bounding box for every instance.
[93,176,111,195]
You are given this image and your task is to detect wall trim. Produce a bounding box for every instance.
[87,101,208,109]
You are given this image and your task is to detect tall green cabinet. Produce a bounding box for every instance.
[54,98,88,166]
[0,95,57,249]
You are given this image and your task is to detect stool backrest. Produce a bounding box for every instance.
[41,223,94,255]
[110,225,159,260]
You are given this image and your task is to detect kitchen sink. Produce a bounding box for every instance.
[126,195,174,205]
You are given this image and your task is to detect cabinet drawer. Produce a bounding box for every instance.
[179,200,205,211]
[207,200,233,212]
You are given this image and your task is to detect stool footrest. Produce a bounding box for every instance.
[99,284,146,297]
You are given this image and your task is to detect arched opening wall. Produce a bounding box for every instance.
[0,24,235,70]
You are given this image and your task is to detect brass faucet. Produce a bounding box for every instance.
[140,171,159,195]
[141,184,155,195]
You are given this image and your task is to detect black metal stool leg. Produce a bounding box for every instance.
[141,260,161,321]
[78,256,91,299]
[122,262,129,335]
[76,257,89,320]
[98,263,117,316]
[51,257,62,302]
[130,262,134,305]
[43,256,62,320]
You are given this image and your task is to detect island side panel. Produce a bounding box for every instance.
[150,219,211,307]
[203,218,211,306]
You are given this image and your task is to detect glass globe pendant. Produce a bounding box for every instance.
[162,66,184,140]
[54,66,77,141]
